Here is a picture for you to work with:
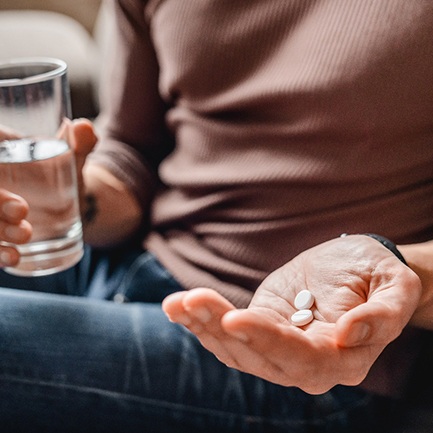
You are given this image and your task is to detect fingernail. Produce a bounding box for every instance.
[2,201,22,219]
[346,323,370,346]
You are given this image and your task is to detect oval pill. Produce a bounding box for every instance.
[291,309,314,327]
[294,289,315,310]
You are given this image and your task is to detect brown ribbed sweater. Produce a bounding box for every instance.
[91,0,433,396]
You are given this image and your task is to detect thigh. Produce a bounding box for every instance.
[0,244,183,302]
[83,247,184,302]
[0,288,395,433]
[0,244,98,297]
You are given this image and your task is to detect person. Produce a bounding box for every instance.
[0,0,432,431]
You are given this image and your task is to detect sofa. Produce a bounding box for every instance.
[0,0,110,119]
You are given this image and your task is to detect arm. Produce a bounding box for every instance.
[399,240,433,330]
[58,118,141,248]
[80,0,173,247]
[0,117,141,264]
[81,164,142,247]
[0,0,170,254]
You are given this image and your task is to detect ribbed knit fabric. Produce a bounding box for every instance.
[90,0,433,396]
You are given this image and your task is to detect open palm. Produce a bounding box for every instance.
[163,235,421,394]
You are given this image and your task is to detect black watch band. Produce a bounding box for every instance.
[340,233,407,266]
[362,233,407,266]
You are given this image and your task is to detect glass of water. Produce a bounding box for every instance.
[0,57,83,276]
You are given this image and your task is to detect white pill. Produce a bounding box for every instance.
[294,289,315,310]
[291,309,314,327]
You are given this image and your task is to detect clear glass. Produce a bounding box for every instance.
[0,58,83,276]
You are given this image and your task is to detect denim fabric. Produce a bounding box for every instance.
[0,247,396,432]
[0,245,181,303]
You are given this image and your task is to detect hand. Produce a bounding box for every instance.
[0,120,97,268]
[57,118,98,217]
[0,125,32,267]
[0,189,32,267]
[0,124,20,142]
[163,235,422,394]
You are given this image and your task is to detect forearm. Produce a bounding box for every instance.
[81,163,144,248]
[398,240,433,330]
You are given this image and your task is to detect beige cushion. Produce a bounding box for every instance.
[0,0,102,35]
[0,10,100,118]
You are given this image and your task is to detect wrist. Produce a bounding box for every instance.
[82,164,142,247]
[398,240,433,329]
[362,233,407,265]
[341,232,407,265]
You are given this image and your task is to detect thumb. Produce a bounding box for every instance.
[57,118,98,157]
[335,301,410,348]
[57,118,98,186]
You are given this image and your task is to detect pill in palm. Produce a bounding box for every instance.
[291,309,314,327]
[294,289,315,310]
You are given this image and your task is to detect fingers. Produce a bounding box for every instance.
[0,190,28,223]
[0,191,31,243]
[57,118,98,209]
[163,288,235,337]
[0,219,32,244]
[222,309,308,382]
[222,308,300,344]
[227,310,377,392]
[163,288,246,366]
[162,291,193,326]
[0,190,32,267]
[0,123,21,141]
[336,302,407,348]
[164,290,370,393]
[57,118,98,157]
[69,118,98,156]
[336,262,422,348]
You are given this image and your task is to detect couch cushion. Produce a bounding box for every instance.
[0,10,100,118]
[0,0,102,35]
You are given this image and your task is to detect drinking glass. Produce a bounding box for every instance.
[0,57,83,276]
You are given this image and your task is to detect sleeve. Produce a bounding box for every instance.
[88,0,174,211]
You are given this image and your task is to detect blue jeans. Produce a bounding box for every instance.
[0,246,397,432]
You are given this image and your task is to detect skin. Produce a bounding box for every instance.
[2,121,432,395]
[0,119,142,266]
[60,119,142,247]
[163,235,425,394]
